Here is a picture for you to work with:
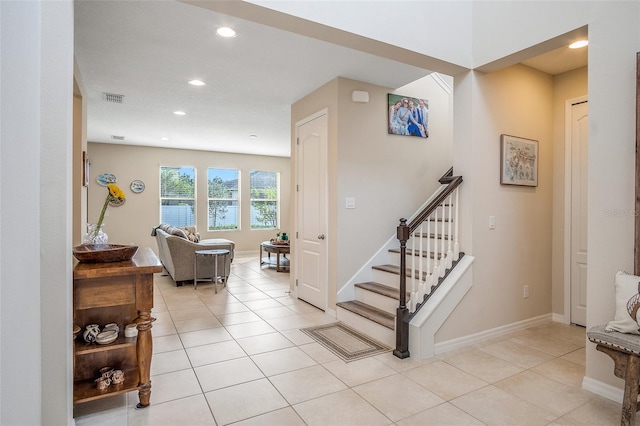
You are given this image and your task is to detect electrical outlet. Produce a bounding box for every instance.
[523,285,529,298]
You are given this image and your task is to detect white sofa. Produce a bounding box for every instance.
[152,224,235,286]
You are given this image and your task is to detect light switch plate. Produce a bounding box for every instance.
[489,215,496,229]
[346,197,356,209]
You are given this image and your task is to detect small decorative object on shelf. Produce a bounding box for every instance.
[124,323,138,338]
[95,376,111,391]
[96,330,118,345]
[73,324,81,341]
[111,369,125,385]
[83,324,100,343]
[281,232,288,241]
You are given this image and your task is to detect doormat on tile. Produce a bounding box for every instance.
[300,322,390,362]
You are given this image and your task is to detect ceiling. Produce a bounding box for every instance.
[74,1,587,158]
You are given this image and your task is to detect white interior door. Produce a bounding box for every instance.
[570,100,588,326]
[295,111,328,310]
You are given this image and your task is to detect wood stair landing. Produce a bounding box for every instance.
[336,300,394,330]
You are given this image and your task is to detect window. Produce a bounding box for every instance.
[250,170,279,229]
[208,168,239,231]
[160,166,195,227]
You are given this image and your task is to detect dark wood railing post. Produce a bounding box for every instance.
[394,218,411,358]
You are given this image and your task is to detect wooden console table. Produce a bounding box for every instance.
[73,247,162,408]
[260,241,290,272]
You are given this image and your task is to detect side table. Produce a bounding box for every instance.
[194,249,230,293]
[260,241,290,272]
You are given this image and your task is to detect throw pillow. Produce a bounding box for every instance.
[605,270,640,334]
[180,226,200,243]
[167,226,188,240]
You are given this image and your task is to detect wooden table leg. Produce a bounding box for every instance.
[596,344,640,426]
[622,355,640,426]
[136,310,153,408]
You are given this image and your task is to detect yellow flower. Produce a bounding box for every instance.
[107,183,126,201]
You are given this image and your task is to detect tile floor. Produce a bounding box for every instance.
[74,254,630,425]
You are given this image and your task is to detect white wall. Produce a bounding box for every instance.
[247,0,473,70]
[87,143,291,254]
[444,64,555,340]
[584,1,640,388]
[0,1,74,424]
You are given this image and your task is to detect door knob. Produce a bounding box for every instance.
[318,234,325,240]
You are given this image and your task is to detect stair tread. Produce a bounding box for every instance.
[372,264,428,280]
[337,300,395,330]
[355,281,407,299]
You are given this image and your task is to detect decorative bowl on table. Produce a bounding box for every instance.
[73,244,138,263]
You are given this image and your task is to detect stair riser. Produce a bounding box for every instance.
[388,251,444,267]
[355,287,397,315]
[371,269,401,289]
[336,307,395,348]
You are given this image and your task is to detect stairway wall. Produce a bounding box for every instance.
[292,75,454,310]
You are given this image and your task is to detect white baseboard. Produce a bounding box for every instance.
[552,313,568,324]
[325,308,337,319]
[582,376,623,403]
[434,314,553,354]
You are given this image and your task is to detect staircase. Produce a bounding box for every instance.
[336,168,467,356]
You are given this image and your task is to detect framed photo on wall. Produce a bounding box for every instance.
[500,134,538,187]
[82,151,89,187]
[388,94,429,138]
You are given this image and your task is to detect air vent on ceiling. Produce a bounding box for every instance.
[111,135,125,141]
[102,92,124,104]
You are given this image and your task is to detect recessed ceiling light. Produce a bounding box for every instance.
[569,40,588,49]
[173,111,186,116]
[216,27,236,38]
[249,134,258,139]
[160,137,169,141]
[188,80,206,86]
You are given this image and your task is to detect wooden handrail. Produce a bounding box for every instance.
[409,172,462,231]
[394,167,463,359]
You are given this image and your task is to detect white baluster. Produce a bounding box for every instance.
[439,201,446,277]
[410,291,418,313]
[411,229,416,298]
[433,209,440,279]
[446,193,453,269]
[454,188,460,259]
[418,222,426,301]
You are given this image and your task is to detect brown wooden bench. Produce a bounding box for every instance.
[588,324,640,425]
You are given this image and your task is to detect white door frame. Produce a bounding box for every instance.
[563,95,588,325]
[294,108,329,311]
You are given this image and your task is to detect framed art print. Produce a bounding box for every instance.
[500,134,538,187]
[388,94,429,138]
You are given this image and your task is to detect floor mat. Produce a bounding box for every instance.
[300,322,390,362]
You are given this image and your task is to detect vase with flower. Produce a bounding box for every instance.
[82,183,126,244]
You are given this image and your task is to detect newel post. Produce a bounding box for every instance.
[394,218,411,358]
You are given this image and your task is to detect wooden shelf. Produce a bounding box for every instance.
[73,368,140,404]
[74,336,136,355]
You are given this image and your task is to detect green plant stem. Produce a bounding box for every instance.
[94,196,111,238]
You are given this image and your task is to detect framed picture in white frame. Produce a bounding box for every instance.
[500,134,538,187]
